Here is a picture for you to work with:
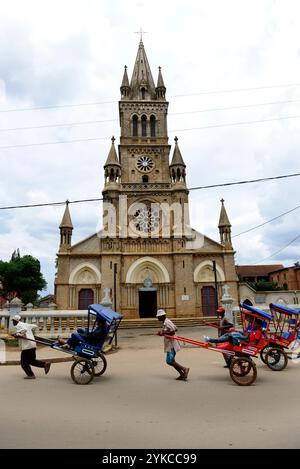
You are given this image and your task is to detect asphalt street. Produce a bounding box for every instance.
[1,326,300,449]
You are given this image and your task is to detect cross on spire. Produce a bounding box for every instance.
[135,27,148,42]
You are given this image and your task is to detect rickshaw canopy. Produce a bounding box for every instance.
[88,304,123,324]
[269,303,300,316]
[240,303,272,320]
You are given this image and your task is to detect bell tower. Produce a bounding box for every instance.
[101,39,190,238]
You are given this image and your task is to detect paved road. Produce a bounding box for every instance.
[1,327,300,449]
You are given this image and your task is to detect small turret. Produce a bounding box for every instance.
[59,201,73,249]
[104,136,121,185]
[218,199,232,247]
[156,66,166,99]
[120,65,130,99]
[170,136,186,184]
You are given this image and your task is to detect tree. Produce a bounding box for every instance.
[0,254,47,304]
[252,280,281,291]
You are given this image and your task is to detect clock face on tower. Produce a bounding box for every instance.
[136,155,154,173]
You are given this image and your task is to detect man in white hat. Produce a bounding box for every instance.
[156,309,189,380]
[12,315,51,379]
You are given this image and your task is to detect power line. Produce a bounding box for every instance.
[0,198,103,210]
[1,172,300,211]
[255,234,300,263]
[233,204,300,237]
[0,135,108,150]
[188,172,300,191]
[2,114,300,150]
[171,83,300,98]
[1,82,300,113]
[1,98,300,133]
[170,114,300,134]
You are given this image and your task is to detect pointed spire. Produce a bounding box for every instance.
[156,66,166,99]
[59,201,73,249]
[121,65,130,88]
[104,136,120,167]
[218,199,232,247]
[129,40,156,100]
[170,136,186,166]
[218,198,231,227]
[59,201,73,229]
[120,65,130,99]
[157,66,165,87]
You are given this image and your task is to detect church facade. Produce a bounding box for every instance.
[55,40,238,318]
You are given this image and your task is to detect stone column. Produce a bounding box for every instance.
[100,288,115,349]
[220,284,234,325]
[100,288,113,309]
[9,297,23,332]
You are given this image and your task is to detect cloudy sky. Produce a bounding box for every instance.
[0,0,300,295]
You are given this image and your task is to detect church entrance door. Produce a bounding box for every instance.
[139,290,157,318]
[201,286,216,316]
[78,288,94,310]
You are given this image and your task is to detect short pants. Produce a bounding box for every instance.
[166,349,176,364]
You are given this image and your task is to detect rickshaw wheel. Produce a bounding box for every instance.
[260,345,272,364]
[260,344,284,364]
[265,347,288,371]
[229,357,257,386]
[71,359,95,384]
[92,352,107,376]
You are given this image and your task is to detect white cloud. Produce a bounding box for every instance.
[1,0,300,293]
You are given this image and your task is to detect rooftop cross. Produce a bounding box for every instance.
[134,27,148,42]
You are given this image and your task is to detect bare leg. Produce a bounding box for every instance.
[170,362,189,380]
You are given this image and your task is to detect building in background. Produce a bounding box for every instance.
[55,39,238,317]
[236,264,284,284]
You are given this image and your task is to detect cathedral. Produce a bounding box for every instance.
[54,39,238,318]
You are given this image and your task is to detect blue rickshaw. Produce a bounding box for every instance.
[35,304,122,384]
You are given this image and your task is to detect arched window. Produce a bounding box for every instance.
[150,115,156,137]
[142,175,149,183]
[78,289,94,310]
[141,87,146,99]
[141,115,147,137]
[132,115,138,136]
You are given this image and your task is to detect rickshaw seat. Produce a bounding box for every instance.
[282,332,291,339]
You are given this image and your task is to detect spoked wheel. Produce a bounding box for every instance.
[260,345,273,364]
[265,348,288,371]
[92,352,107,377]
[229,357,257,386]
[71,359,95,384]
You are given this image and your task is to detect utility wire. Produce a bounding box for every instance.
[0,198,103,210]
[188,172,300,191]
[0,82,300,113]
[232,204,300,238]
[1,98,299,133]
[1,114,300,150]
[255,234,300,263]
[1,172,300,210]
[171,114,300,134]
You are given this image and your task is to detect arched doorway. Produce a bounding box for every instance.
[243,298,253,306]
[139,277,157,318]
[201,286,216,316]
[78,289,94,310]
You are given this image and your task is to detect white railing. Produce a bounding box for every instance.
[0,310,89,338]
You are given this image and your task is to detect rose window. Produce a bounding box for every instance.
[133,206,160,233]
[136,156,154,173]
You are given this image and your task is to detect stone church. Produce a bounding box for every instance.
[55,39,238,318]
